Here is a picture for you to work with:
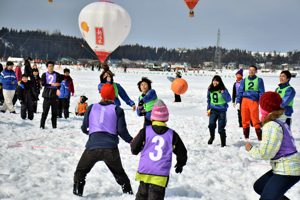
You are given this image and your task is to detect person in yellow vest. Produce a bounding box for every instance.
[207,75,231,147]
[137,77,158,127]
[236,65,265,140]
[75,95,88,116]
[275,70,296,127]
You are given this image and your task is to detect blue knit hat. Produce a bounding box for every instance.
[236,69,243,76]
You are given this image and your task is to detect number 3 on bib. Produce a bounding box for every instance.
[149,136,164,161]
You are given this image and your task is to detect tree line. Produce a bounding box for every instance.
[0,27,299,66]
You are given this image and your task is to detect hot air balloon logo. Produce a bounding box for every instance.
[78,1,131,63]
[95,24,104,45]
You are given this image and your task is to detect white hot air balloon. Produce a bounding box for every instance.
[78,1,131,62]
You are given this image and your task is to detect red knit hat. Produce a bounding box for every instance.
[259,92,282,112]
[101,84,115,101]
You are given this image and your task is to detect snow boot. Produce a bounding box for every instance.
[255,129,262,141]
[40,118,46,129]
[122,182,133,195]
[243,127,250,139]
[208,130,215,145]
[220,134,226,147]
[73,180,85,196]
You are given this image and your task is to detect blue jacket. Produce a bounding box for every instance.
[137,89,157,121]
[207,89,231,112]
[81,102,133,150]
[275,82,295,117]
[236,75,265,103]
[0,68,18,90]
[98,82,135,107]
[59,80,69,98]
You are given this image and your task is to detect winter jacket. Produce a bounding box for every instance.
[17,81,38,103]
[98,82,135,107]
[75,102,88,115]
[275,82,295,117]
[0,68,18,90]
[15,66,22,81]
[81,102,133,150]
[207,89,231,112]
[131,121,188,187]
[59,80,69,98]
[30,75,41,95]
[64,75,74,94]
[24,61,32,76]
[41,71,62,99]
[232,81,241,104]
[249,114,300,176]
[137,89,158,121]
[236,75,265,104]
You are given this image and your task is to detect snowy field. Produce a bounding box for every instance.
[0,66,300,200]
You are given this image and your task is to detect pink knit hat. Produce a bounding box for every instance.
[151,99,169,121]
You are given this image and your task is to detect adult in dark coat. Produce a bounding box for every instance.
[24,57,33,76]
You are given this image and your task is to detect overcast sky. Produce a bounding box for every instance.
[1,0,299,53]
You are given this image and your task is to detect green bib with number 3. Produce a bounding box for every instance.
[245,77,259,91]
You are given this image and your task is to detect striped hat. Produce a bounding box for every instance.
[151,99,169,121]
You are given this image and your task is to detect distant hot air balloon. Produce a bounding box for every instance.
[48,0,53,3]
[78,1,131,63]
[184,0,199,17]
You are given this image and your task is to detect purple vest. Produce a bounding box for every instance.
[272,120,297,160]
[45,72,57,89]
[235,81,240,94]
[88,103,117,135]
[138,126,173,176]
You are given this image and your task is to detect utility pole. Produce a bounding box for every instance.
[214,28,221,69]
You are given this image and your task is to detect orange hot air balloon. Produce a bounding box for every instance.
[184,0,199,17]
[171,78,188,95]
[48,0,53,3]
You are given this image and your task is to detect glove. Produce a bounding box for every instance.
[138,100,144,107]
[139,111,146,116]
[174,164,183,174]
[206,109,211,116]
[236,103,240,110]
[72,92,74,96]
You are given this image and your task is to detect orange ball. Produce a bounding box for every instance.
[171,78,188,95]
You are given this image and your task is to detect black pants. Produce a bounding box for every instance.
[136,181,166,200]
[40,98,58,128]
[21,98,34,120]
[237,109,242,127]
[286,118,292,128]
[57,98,69,118]
[143,117,152,128]
[174,93,181,102]
[254,170,300,200]
[74,147,131,187]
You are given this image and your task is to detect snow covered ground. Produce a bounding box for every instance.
[0,66,299,200]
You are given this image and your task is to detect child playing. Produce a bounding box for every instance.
[17,74,38,120]
[75,95,88,116]
[131,99,188,200]
[167,72,182,102]
[137,77,158,127]
[207,75,231,147]
[30,68,41,113]
[73,84,133,196]
[57,75,69,119]
[232,68,243,127]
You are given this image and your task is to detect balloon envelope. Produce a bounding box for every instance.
[184,0,199,10]
[171,78,188,95]
[78,1,131,62]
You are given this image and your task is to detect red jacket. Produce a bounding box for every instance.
[15,66,22,82]
[64,75,74,94]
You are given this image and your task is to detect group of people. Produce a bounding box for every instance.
[206,65,299,199]
[1,60,299,199]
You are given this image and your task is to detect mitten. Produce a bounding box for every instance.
[174,164,183,174]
